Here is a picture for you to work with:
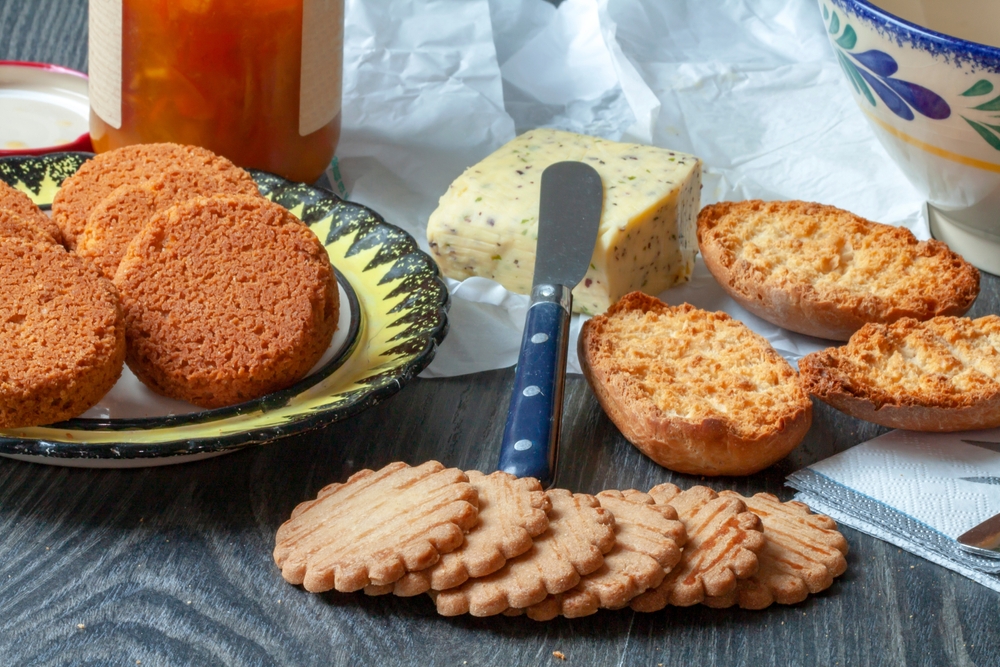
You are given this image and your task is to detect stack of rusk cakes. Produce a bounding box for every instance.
[575,199,988,477]
[693,200,992,434]
[0,143,339,428]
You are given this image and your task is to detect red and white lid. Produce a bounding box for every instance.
[0,61,92,156]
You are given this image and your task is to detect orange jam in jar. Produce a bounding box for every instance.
[89,0,343,183]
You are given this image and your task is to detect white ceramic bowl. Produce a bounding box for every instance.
[819,0,1000,274]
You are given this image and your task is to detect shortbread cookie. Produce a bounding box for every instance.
[77,166,260,279]
[0,209,60,246]
[113,194,338,409]
[579,292,812,476]
[0,180,65,245]
[0,237,125,427]
[631,484,764,610]
[799,316,1000,431]
[52,142,252,247]
[702,492,848,609]
[432,489,616,617]
[366,471,550,597]
[697,200,979,340]
[273,461,479,593]
[515,489,686,620]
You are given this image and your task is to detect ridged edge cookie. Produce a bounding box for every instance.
[365,471,551,597]
[704,492,848,609]
[431,489,616,617]
[630,484,764,610]
[513,489,686,620]
[273,461,479,593]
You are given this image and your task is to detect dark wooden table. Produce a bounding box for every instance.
[2,2,998,665]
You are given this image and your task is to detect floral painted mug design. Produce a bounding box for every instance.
[820,0,1000,275]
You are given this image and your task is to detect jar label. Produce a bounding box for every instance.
[89,0,122,129]
[300,0,344,137]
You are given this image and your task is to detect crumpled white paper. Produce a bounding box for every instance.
[335,0,927,378]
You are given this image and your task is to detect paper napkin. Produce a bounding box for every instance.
[787,429,1000,592]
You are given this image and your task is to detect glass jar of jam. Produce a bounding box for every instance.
[88,0,343,183]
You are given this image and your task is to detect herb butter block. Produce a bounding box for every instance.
[426,129,702,315]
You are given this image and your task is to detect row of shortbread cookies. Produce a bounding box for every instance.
[273,461,848,618]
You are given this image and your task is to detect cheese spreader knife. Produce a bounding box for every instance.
[957,510,1000,559]
[497,161,603,488]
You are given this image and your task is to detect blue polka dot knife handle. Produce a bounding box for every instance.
[496,160,603,488]
[498,284,572,488]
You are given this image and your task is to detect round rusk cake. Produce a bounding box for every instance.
[112,194,339,409]
[0,237,125,428]
[0,209,61,246]
[77,166,261,279]
[52,142,255,248]
[0,180,65,245]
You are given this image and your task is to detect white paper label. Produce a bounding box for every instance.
[300,0,344,136]
[88,0,122,129]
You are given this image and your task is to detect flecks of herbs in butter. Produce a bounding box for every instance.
[426,128,701,315]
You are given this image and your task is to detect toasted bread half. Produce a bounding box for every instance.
[579,292,812,476]
[800,316,1000,431]
[697,200,979,341]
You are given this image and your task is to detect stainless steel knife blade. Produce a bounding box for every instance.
[957,510,1000,558]
[532,161,604,289]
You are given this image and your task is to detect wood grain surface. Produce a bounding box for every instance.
[1,1,999,665]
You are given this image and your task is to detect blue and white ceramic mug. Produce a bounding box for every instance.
[820,0,1000,274]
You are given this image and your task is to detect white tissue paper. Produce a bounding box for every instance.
[788,429,1000,592]
[334,0,927,377]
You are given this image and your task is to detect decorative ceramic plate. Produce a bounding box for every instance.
[0,152,448,467]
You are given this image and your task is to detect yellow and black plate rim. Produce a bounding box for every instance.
[0,152,449,461]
